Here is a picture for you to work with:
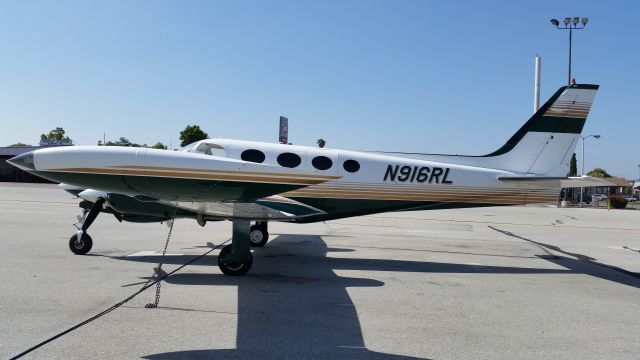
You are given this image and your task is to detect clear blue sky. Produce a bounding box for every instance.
[1,0,638,178]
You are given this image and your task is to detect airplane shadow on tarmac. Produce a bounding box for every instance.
[110,233,638,359]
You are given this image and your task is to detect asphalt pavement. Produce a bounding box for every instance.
[0,183,639,359]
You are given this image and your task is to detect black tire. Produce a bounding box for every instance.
[249,225,269,247]
[218,245,252,276]
[69,233,93,255]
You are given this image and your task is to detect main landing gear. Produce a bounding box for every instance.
[69,197,105,255]
[218,221,269,275]
[249,221,269,247]
[218,219,254,276]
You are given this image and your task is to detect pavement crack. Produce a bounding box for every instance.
[622,246,640,254]
[488,226,640,281]
[121,305,236,314]
[488,226,595,261]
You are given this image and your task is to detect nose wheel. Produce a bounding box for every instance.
[69,233,93,255]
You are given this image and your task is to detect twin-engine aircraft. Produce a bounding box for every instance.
[9,83,609,275]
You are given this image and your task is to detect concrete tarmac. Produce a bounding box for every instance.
[0,183,639,359]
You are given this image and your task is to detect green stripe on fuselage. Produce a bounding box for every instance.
[289,197,510,223]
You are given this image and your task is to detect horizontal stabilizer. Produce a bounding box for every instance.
[499,175,614,188]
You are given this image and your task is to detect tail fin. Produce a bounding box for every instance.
[372,84,599,176]
[484,84,599,176]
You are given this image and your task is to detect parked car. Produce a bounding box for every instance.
[592,193,607,201]
[624,195,637,202]
[578,194,592,204]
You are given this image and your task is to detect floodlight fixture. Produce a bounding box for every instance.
[551,16,590,85]
[593,135,601,139]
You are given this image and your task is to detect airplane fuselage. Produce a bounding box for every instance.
[12,139,558,223]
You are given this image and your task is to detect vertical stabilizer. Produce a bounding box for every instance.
[484,84,599,176]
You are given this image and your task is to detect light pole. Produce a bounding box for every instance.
[551,17,588,85]
[580,134,600,206]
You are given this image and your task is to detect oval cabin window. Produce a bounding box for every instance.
[241,149,266,163]
[277,152,302,168]
[343,159,360,173]
[312,156,333,170]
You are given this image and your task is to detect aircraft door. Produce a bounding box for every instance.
[122,148,148,193]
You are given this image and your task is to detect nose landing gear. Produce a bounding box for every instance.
[70,197,105,255]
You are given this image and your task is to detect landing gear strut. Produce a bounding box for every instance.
[249,221,269,247]
[218,219,253,276]
[70,197,105,255]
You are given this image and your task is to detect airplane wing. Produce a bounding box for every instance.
[168,195,326,221]
[498,175,615,188]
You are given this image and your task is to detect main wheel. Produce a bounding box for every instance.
[218,245,252,276]
[249,225,269,247]
[69,233,93,255]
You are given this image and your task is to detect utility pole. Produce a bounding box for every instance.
[580,134,601,206]
[534,55,541,113]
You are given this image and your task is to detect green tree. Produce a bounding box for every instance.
[568,153,577,176]
[316,138,326,148]
[104,137,143,147]
[586,167,612,178]
[9,142,32,147]
[151,142,168,150]
[179,125,209,147]
[40,127,70,141]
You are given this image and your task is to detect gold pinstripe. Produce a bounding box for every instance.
[45,167,332,185]
[108,165,340,179]
[281,183,558,204]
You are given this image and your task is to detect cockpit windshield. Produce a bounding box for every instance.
[183,141,227,157]
[180,142,198,152]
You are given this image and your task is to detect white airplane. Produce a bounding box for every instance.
[8,83,609,276]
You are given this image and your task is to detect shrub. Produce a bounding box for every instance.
[609,195,628,209]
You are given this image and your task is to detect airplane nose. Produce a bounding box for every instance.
[7,151,35,171]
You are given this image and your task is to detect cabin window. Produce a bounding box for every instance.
[277,152,302,168]
[343,159,360,173]
[312,156,333,170]
[241,149,266,163]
